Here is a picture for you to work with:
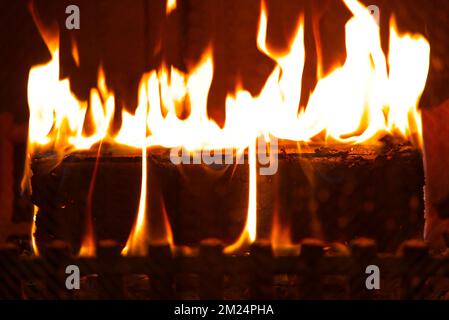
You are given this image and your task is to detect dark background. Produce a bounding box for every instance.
[0,0,448,224]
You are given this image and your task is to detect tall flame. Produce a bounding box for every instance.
[224,141,258,254]
[121,81,150,256]
[166,0,177,15]
[31,205,40,256]
[25,0,431,152]
[78,142,102,257]
[386,18,429,148]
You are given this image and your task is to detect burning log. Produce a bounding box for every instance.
[281,140,424,252]
[24,0,428,259]
[30,138,423,254]
[30,147,248,252]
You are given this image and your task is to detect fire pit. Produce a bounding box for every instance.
[1,0,449,302]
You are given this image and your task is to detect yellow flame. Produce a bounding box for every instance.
[256,3,306,140]
[271,211,292,255]
[121,81,150,256]
[31,205,39,256]
[121,142,148,256]
[166,0,177,15]
[224,141,257,254]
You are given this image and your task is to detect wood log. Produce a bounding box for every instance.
[31,147,249,252]
[283,140,424,252]
[30,139,423,254]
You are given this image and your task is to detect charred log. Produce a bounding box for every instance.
[30,140,424,254]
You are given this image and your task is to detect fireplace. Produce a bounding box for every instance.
[1,0,449,301]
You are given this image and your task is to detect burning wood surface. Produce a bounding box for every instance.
[21,0,431,256]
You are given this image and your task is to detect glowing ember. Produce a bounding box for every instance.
[25,0,430,255]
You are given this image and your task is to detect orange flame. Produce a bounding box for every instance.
[121,82,150,256]
[31,205,39,256]
[166,0,177,15]
[78,142,103,257]
[270,173,293,255]
[149,196,175,249]
[224,142,258,254]
[121,141,148,256]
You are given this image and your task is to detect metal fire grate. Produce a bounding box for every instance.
[1,237,448,300]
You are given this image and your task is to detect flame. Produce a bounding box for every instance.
[121,82,150,256]
[270,174,292,254]
[386,18,429,149]
[148,196,175,249]
[160,198,174,248]
[166,0,177,15]
[121,140,148,256]
[256,2,306,140]
[31,205,39,256]
[71,37,80,68]
[25,0,430,255]
[78,143,103,257]
[224,141,258,254]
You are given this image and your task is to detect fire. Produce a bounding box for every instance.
[166,0,177,15]
[78,142,103,257]
[121,83,150,256]
[26,0,430,255]
[386,19,429,148]
[157,197,175,248]
[71,37,80,68]
[31,205,39,256]
[224,142,258,254]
